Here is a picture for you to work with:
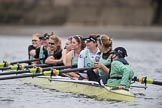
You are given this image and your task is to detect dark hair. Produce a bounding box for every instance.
[40,33,50,40]
[72,35,86,50]
[86,34,100,43]
[67,36,73,43]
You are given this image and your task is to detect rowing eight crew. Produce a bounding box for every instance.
[28,33,134,89]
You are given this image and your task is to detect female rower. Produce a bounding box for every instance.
[34,33,49,64]
[77,34,100,79]
[62,36,72,65]
[45,35,63,65]
[28,33,41,65]
[106,47,134,89]
[87,34,112,84]
[65,35,86,79]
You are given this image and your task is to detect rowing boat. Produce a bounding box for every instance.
[1,62,162,103]
[25,76,135,102]
[24,76,135,102]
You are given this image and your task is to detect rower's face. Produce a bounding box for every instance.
[48,39,57,51]
[32,36,40,48]
[65,40,72,51]
[86,41,96,49]
[112,54,118,60]
[71,38,80,50]
[97,41,103,52]
[41,39,49,47]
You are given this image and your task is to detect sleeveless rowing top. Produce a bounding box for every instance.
[84,49,94,67]
[29,55,34,61]
[98,53,111,76]
[71,50,78,66]
[39,45,44,64]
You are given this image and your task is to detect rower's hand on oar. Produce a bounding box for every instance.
[94,62,102,68]
[29,50,36,57]
[111,86,127,90]
[117,85,126,89]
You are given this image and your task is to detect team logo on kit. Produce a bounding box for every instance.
[79,54,83,58]
[87,63,93,67]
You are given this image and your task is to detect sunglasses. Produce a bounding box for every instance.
[48,42,55,45]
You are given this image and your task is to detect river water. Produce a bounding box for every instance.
[0,35,162,108]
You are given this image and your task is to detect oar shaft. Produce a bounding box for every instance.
[0,65,77,76]
[0,59,43,68]
[10,59,42,65]
[151,80,162,86]
[133,77,162,86]
[59,67,93,73]
[0,67,11,70]
[0,70,29,75]
[0,73,43,80]
[43,65,75,71]
[0,67,91,80]
[0,64,55,71]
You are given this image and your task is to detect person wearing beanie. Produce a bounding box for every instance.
[106,47,134,89]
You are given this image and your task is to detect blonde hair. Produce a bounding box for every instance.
[98,34,112,51]
[50,35,62,51]
[32,33,41,39]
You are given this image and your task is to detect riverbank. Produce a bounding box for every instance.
[0,25,162,41]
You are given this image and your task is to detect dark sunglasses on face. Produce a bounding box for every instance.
[48,42,55,45]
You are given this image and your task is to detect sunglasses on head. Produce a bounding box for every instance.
[48,42,55,45]
[98,35,103,45]
[72,35,82,43]
[85,38,90,42]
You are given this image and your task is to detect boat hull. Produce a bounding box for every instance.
[24,76,135,102]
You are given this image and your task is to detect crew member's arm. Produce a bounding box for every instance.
[45,50,62,65]
[65,51,80,79]
[94,62,110,73]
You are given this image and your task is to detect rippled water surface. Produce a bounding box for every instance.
[0,36,162,108]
